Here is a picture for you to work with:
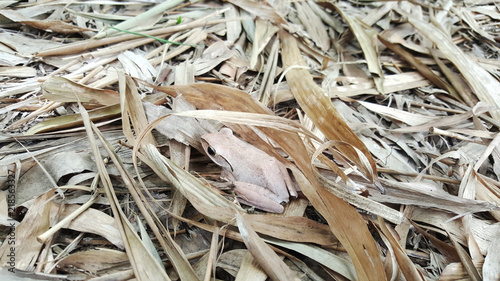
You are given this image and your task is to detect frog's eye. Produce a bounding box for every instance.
[207,146,216,156]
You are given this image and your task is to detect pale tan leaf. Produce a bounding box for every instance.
[265,238,357,280]
[329,72,431,97]
[334,6,384,93]
[483,236,500,281]
[80,105,172,281]
[376,217,425,281]
[0,190,53,270]
[24,104,121,135]
[294,1,330,52]
[94,0,184,38]
[250,19,279,69]
[235,251,267,281]
[409,17,500,121]
[358,100,439,126]
[42,76,120,106]
[445,229,482,281]
[224,4,242,43]
[50,204,123,249]
[0,66,36,77]
[57,248,128,274]
[236,212,300,281]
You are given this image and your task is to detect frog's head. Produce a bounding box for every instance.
[201,128,234,171]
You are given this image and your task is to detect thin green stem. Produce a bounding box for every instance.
[108,26,197,47]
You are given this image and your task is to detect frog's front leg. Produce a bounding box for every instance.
[278,163,297,198]
[233,181,285,213]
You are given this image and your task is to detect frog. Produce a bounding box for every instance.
[201,128,297,213]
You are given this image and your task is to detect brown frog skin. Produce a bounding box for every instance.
[201,128,297,213]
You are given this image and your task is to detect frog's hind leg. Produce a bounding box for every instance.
[233,181,284,213]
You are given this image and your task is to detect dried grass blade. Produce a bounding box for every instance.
[316,173,403,224]
[430,49,477,107]
[227,0,287,26]
[291,167,387,281]
[119,74,156,147]
[444,229,482,281]
[95,0,184,38]
[250,19,278,69]
[358,100,439,126]
[376,217,424,281]
[37,193,98,244]
[409,17,500,121]
[378,35,458,98]
[203,227,220,281]
[334,6,384,93]
[80,105,171,281]
[36,9,229,57]
[173,110,311,137]
[265,238,356,280]
[278,30,377,182]
[295,2,330,52]
[236,212,300,281]
[117,79,201,280]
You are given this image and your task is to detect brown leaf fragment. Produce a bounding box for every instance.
[50,204,123,249]
[42,76,120,106]
[376,217,425,281]
[444,229,482,281]
[24,104,121,135]
[236,212,300,281]
[378,35,458,98]
[22,20,93,34]
[235,251,268,281]
[278,30,378,182]
[0,10,93,34]
[333,5,384,93]
[227,0,287,27]
[0,189,54,270]
[57,248,129,274]
[429,49,478,108]
[410,222,460,263]
[409,17,500,121]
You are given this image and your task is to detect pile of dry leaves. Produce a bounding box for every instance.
[0,0,499,280]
